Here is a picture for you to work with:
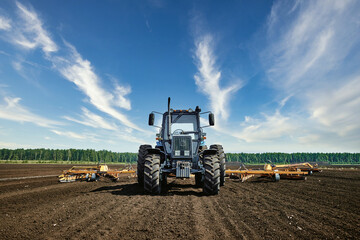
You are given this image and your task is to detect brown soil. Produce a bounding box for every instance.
[0,164,359,239]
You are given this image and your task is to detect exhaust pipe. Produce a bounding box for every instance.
[168,97,171,139]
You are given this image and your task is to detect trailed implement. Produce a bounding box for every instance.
[274,162,321,174]
[58,164,136,183]
[225,163,311,182]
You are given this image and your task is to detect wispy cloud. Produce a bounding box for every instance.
[265,0,360,92]
[13,1,58,53]
[113,84,132,110]
[63,107,147,144]
[11,61,22,72]
[234,110,297,143]
[0,141,35,149]
[194,0,360,151]
[193,34,241,121]
[0,16,11,30]
[64,107,118,131]
[1,2,145,134]
[0,96,62,128]
[254,0,360,147]
[309,76,360,136]
[51,129,87,140]
[51,43,144,132]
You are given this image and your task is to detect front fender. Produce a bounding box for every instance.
[147,148,166,163]
[203,149,218,155]
[147,148,162,154]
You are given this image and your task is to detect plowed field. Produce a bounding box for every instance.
[0,164,359,239]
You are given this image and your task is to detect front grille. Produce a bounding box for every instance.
[176,161,191,178]
[172,135,192,158]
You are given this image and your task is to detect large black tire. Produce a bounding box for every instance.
[210,144,226,186]
[137,144,151,186]
[203,153,220,195]
[144,153,161,194]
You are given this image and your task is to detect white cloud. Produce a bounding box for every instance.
[279,95,292,109]
[233,111,297,143]
[309,76,360,136]
[64,107,118,131]
[115,133,146,145]
[0,141,35,149]
[51,43,144,132]
[0,16,11,30]
[113,84,131,110]
[52,125,144,144]
[63,107,147,144]
[1,1,145,137]
[14,1,58,53]
[265,0,359,91]
[257,0,360,148]
[297,134,320,144]
[51,129,87,140]
[0,96,62,128]
[194,34,241,121]
[0,50,10,56]
[12,61,22,71]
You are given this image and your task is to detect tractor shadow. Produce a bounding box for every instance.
[164,181,203,196]
[91,183,145,196]
[91,180,204,196]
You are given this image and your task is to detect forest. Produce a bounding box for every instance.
[0,148,359,164]
[0,148,137,163]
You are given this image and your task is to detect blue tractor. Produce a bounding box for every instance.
[137,98,225,195]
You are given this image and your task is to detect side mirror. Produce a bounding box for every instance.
[209,113,215,126]
[149,113,154,126]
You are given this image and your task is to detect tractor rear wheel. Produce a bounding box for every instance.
[144,153,161,194]
[203,153,220,195]
[210,144,226,186]
[137,144,151,186]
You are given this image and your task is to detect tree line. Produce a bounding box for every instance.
[0,148,359,164]
[0,148,137,163]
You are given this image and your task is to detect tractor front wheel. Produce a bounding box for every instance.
[137,145,152,186]
[203,153,220,195]
[210,144,226,186]
[144,153,162,194]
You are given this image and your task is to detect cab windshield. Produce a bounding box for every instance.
[162,113,199,140]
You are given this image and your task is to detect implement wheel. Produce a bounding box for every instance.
[203,153,220,195]
[137,144,151,186]
[144,153,161,194]
[210,144,226,186]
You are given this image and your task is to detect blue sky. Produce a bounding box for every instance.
[0,0,359,153]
